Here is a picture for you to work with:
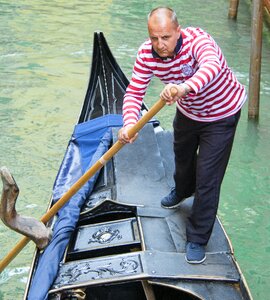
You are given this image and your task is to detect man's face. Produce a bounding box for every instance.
[148,17,181,58]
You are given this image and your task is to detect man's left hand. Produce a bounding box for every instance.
[160,83,190,105]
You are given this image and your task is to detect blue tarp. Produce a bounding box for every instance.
[27,114,123,300]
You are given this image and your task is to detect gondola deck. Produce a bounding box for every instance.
[23,32,252,300]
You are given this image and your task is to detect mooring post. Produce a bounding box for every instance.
[248,0,263,119]
[228,0,240,19]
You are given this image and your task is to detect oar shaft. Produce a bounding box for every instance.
[43,98,167,222]
[0,94,170,273]
[0,84,181,273]
[42,98,166,222]
[0,236,30,272]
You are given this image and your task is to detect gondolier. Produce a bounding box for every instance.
[0,30,251,300]
[118,6,246,264]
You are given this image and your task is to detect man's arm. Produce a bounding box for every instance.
[122,52,153,127]
[184,35,222,94]
[119,50,153,144]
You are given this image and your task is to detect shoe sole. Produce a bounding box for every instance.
[161,194,194,209]
[185,255,206,264]
[161,201,184,209]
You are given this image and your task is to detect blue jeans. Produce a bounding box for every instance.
[173,109,241,244]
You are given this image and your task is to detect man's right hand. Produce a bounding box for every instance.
[118,125,138,144]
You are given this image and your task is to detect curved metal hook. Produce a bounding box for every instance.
[0,166,52,249]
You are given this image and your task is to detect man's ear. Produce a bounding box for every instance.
[177,25,181,37]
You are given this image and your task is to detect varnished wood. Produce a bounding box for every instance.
[228,0,240,19]
[248,0,263,119]
[0,94,172,273]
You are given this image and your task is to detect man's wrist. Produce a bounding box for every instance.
[179,83,190,96]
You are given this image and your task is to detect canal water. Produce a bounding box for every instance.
[0,1,269,299]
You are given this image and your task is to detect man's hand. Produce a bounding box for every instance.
[160,83,190,105]
[118,125,138,144]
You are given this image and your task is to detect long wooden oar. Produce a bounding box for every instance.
[0,89,176,273]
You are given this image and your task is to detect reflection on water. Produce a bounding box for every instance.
[0,1,269,299]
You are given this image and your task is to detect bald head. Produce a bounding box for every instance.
[147,7,181,58]
[148,7,179,29]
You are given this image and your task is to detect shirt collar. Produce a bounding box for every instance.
[152,34,183,60]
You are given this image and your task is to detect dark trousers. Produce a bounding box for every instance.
[173,109,241,245]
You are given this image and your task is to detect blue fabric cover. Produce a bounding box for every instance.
[27,114,123,300]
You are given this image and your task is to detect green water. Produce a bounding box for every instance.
[0,1,269,299]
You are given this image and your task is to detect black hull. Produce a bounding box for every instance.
[24,32,252,300]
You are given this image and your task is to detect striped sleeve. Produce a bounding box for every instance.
[184,35,222,94]
[123,50,153,126]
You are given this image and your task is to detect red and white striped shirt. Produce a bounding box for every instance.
[123,27,246,126]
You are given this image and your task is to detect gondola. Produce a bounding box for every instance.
[23,32,252,300]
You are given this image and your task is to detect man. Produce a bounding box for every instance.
[118,7,246,264]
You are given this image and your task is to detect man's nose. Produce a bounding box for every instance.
[157,39,164,49]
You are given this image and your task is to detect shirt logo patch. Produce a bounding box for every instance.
[181,64,193,76]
